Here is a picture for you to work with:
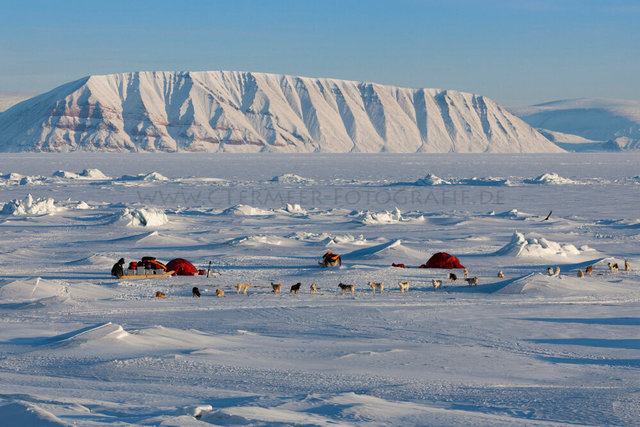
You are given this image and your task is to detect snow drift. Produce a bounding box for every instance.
[0,71,563,153]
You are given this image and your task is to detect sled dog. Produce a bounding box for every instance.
[368,281,384,294]
[465,276,479,286]
[398,281,410,293]
[236,283,252,294]
[338,283,355,296]
[271,282,282,295]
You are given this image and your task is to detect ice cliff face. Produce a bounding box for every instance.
[0,71,563,153]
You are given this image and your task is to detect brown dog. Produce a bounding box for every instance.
[585,265,593,276]
[271,282,282,295]
[216,289,224,297]
[155,291,166,298]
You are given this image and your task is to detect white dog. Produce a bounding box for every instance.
[432,279,442,290]
[398,281,410,293]
[577,269,584,278]
[236,283,252,294]
[368,281,384,294]
[310,283,318,293]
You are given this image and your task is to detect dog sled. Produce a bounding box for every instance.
[117,270,175,280]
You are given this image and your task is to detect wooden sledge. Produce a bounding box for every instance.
[117,270,175,280]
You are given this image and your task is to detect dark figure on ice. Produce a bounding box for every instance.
[320,251,342,267]
[111,258,125,277]
[192,287,201,297]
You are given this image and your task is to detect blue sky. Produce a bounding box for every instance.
[1,0,638,106]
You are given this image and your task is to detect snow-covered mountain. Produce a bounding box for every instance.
[0,71,562,153]
[0,92,33,112]
[511,98,640,151]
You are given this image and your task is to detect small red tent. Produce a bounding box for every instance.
[166,258,199,276]
[423,252,465,269]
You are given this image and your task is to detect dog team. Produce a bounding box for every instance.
[155,259,630,298]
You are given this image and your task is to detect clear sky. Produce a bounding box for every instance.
[1,0,639,106]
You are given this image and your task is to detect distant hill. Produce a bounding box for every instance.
[511,98,640,151]
[0,71,562,153]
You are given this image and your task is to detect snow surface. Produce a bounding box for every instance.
[0,71,562,153]
[0,153,639,425]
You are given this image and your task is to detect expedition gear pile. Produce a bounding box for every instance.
[319,251,342,267]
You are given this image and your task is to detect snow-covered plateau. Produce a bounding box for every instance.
[0,71,561,153]
[511,98,640,151]
[0,152,639,425]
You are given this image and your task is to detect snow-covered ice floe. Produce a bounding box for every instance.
[222,204,273,216]
[1,194,58,215]
[494,231,596,259]
[271,173,315,184]
[524,172,582,185]
[53,168,111,180]
[118,171,169,182]
[357,208,424,225]
[413,173,451,186]
[122,207,169,227]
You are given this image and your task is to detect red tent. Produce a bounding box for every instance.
[166,258,199,276]
[423,252,465,269]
